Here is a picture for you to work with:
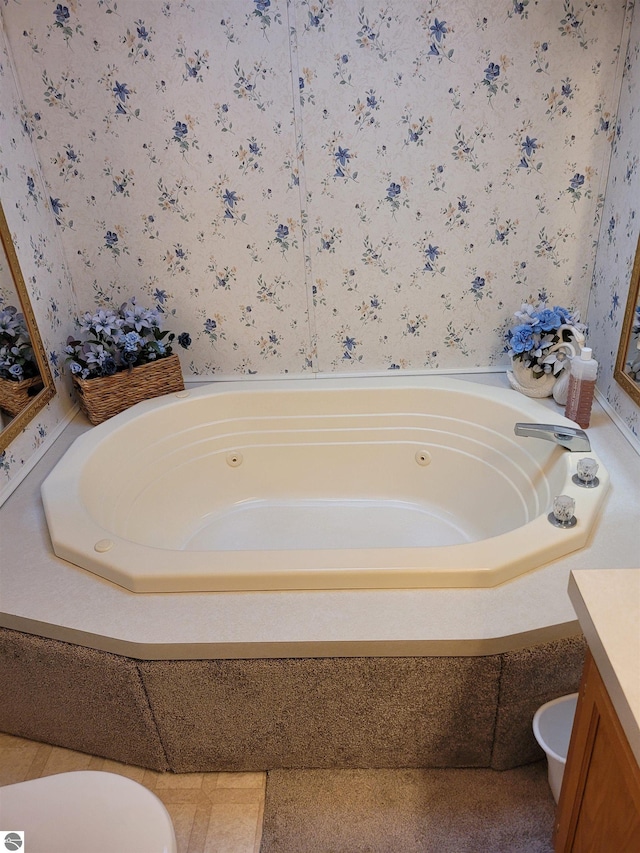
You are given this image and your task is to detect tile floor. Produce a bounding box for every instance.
[0,732,265,853]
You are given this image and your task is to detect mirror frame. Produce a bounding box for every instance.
[0,202,56,452]
[614,233,640,408]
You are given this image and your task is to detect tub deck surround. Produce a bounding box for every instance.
[40,375,608,593]
[0,372,638,660]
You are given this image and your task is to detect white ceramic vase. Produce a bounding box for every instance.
[507,358,557,397]
[507,324,585,401]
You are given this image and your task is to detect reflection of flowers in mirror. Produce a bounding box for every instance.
[506,301,586,379]
[65,297,191,380]
[0,305,39,382]
[627,305,640,382]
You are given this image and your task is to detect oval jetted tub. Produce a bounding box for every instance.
[41,375,609,593]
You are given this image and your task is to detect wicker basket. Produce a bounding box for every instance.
[72,353,184,425]
[0,374,44,417]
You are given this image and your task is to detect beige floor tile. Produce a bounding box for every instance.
[100,758,148,783]
[154,771,204,790]
[216,771,265,789]
[141,767,167,788]
[187,803,213,853]
[253,795,265,853]
[0,733,31,749]
[39,745,94,776]
[203,802,263,853]
[206,787,265,806]
[23,744,53,781]
[163,801,197,853]
[0,742,42,785]
[154,785,210,806]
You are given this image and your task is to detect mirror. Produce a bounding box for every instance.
[0,201,56,451]
[614,234,640,408]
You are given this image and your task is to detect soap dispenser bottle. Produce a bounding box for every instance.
[564,347,598,428]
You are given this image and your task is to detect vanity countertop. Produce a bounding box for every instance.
[1,372,639,660]
[568,568,640,766]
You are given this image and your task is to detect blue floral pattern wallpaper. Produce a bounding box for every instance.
[0,0,639,495]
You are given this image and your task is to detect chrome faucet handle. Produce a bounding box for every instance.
[573,457,600,488]
[549,495,577,528]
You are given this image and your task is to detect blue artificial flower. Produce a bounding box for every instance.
[102,356,118,375]
[122,331,142,351]
[91,309,119,336]
[509,324,536,354]
[553,306,574,325]
[533,308,562,331]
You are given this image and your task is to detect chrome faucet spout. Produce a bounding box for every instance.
[514,422,591,452]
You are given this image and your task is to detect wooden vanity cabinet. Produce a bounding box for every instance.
[554,649,640,852]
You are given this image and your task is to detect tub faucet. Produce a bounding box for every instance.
[514,423,591,452]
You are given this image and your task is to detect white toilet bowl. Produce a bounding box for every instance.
[0,770,177,853]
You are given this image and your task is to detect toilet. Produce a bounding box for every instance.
[0,770,177,853]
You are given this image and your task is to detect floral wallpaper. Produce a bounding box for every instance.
[0,25,78,502]
[589,0,640,438]
[0,0,639,496]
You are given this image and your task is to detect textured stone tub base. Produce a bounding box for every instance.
[0,628,586,773]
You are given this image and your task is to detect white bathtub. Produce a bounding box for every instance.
[41,375,609,593]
